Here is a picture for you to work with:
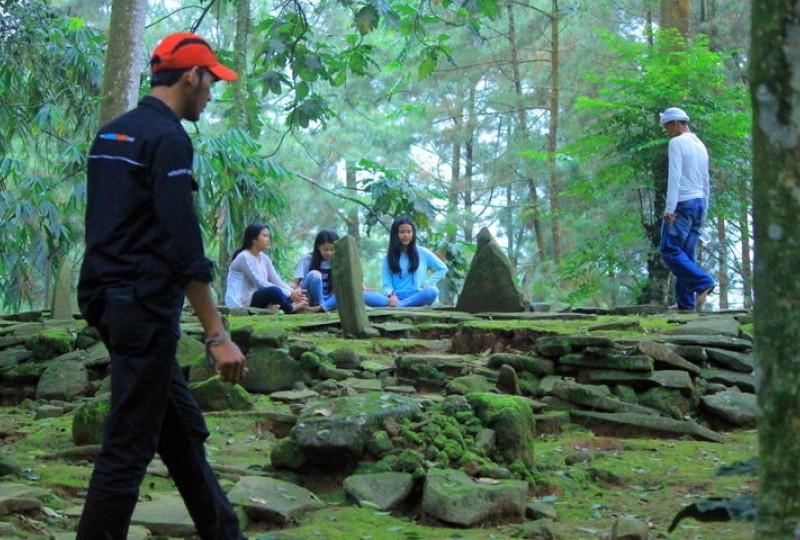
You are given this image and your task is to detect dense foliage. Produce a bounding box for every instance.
[0,0,752,313]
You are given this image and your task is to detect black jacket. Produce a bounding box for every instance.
[78,96,213,327]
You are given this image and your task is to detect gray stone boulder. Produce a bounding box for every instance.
[611,515,650,539]
[0,482,50,517]
[291,392,421,465]
[227,476,325,524]
[422,468,527,526]
[536,335,614,357]
[549,380,660,416]
[456,228,526,313]
[343,472,415,510]
[701,389,757,427]
[35,360,88,400]
[664,316,741,337]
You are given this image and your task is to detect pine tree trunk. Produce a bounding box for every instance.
[715,215,729,309]
[740,195,753,309]
[548,0,563,263]
[751,1,800,535]
[507,0,546,259]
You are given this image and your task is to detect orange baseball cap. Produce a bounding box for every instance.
[150,32,238,81]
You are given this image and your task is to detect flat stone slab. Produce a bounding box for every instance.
[659,334,753,351]
[611,305,668,316]
[227,476,325,524]
[700,369,756,393]
[577,369,695,395]
[634,340,702,375]
[664,316,741,337]
[549,380,660,416]
[475,312,596,321]
[559,353,653,372]
[269,389,320,403]
[130,495,195,536]
[569,411,725,443]
[704,348,755,373]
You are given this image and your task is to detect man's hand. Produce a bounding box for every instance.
[209,339,246,383]
[664,213,677,225]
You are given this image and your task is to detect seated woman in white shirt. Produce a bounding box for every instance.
[228,223,314,314]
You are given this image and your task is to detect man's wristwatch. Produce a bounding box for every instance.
[204,331,228,366]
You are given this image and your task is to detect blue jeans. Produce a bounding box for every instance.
[299,271,387,311]
[659,198,716,311]
[369,287,439,308]
[251,285,293,313]
[77,287,243,539]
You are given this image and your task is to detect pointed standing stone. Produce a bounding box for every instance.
[51,260,74,320]
[331,235,379,338]
[456,228,526,313]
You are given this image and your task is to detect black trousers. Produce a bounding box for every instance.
[250,285,293,313]
[76,287,243,539]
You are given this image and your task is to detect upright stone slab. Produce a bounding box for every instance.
[51,260,74,320]
[331,235,377,338]
[456,228,526,313]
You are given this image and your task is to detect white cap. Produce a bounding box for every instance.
[659,107,690,126]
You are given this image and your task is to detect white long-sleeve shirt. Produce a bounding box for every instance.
[664,132,710,215]
[229,250,292,307]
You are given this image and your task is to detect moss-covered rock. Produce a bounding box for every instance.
[242,347,309,393]
[72,395,111,445]
[26,328,73,360]
[271,437,307,470]
[466,393,536,468]
[188,376,254,411]
[445,375,495,395]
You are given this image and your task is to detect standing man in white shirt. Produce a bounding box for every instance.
[659,107,716,311]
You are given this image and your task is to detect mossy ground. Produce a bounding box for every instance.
[0,310,757,538]
[0,405,757,539]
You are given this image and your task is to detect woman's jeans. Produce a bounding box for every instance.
[299,271,397,311]
[659,198,716,310]
[369,287,439,308]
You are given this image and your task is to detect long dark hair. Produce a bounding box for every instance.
[387,216,418,275]
[231,223,269,261]
[309,229,339,271]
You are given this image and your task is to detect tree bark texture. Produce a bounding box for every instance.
[751,1,800,536]
[715,215,729,309]
[507,0,546,259]
[547,0,563,263]
[99,0,147,126]
[660,0,690,39]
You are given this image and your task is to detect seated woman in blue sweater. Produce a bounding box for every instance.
[373,216,448,308]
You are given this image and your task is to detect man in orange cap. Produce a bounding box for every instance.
[77,32,245,539]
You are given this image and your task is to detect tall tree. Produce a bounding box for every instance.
[751,0,800,536]
[660,0,689,38]
[98,0,146,125]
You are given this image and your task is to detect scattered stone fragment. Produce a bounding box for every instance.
[227,476,325,524]
[343,472,414,510]
[422,468,527,527]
